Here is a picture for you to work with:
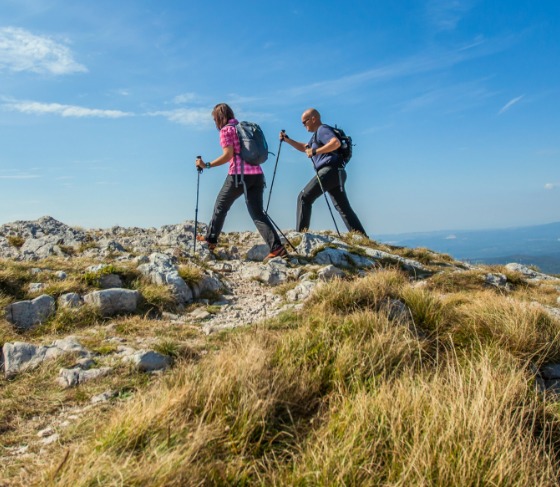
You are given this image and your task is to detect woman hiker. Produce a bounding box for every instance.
[195,103,288,260]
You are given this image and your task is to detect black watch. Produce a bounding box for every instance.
[312,148,317,156]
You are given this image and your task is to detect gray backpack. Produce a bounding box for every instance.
[230,121,269,166]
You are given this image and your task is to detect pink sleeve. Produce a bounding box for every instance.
[220,126,236,148]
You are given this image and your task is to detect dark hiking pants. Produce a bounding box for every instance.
[206,174,282,251]
[296,164,367,235]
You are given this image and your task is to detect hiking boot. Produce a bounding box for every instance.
[264,245,288,262]
[196,235,216,251]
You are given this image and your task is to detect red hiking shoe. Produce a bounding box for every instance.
[196,235,216,251]
[264,245,288,262]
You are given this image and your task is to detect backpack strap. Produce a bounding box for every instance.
[226,122,244,186]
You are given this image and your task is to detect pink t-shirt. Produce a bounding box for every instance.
[220,119,263,176]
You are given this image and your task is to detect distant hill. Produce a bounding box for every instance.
[379,221,560,274]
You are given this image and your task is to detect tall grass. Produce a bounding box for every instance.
[43,269,560,485]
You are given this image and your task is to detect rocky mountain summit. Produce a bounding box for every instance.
[2,216,560,481]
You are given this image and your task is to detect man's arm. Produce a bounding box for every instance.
[304,136,340,158]
[279,131,307,152]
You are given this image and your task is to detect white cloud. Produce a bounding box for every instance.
[544,183,558,190]
[445,234,457,240]
[0,27,87,75]
[498,95,524,115]
[173,93,198,104]
[150,107,211,126]
[4,100,132,118]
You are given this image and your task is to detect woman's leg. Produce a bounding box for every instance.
[244,175,283,251]
[206,176,244,243]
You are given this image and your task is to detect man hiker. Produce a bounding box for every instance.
[279,108,367,235]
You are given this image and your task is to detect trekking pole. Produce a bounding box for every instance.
[265,130,285,213]
[266,212,297,252]
[305,146,341,237]
[193,156,203,256]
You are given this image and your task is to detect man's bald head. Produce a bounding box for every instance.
[301,108,321,132]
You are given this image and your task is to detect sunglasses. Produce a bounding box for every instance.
[302,117,312,125]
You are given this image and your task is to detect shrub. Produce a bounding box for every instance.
[6,235,25,248]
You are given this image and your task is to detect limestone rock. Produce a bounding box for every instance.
[58,293,83,309]
[138,252,193,303]
[484,273,509,289]
[99,274,123,289]
[5,295,56,330]
[246,244,269,261]
[58,366,112,388]
[83,289,140,317]
[3,337,90,378]
[296,233,335,257]
[286,280,318,302]
[317,265,346,281]
[505,263,560,282]
[123,350,172,372]
[240,259,293,286]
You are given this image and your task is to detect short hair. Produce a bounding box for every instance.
[212,103,235,130]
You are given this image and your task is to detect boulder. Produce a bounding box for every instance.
[58,366,112,388]
[5,295,56,330]
[3,337,90,378]
[191,273,223,299]
[296,233,335,257]
[317,265,346,281]
[240,260,293,286]
[123,350,172,372]
[484,273,509,289]
[286,280,318,302]
[58,293,83,309]
[138,253,193,303]
[99,274,123,289]
[361,247,431,277]
[246,244,269,262]
[505,263,560,282]
[83,289,140,317]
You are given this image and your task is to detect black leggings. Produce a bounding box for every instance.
[206,174,283,251]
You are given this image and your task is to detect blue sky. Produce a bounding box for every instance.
[1,0,559,235]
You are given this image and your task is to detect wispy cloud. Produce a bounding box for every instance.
[149,107,211,126]
[498,95,524,115]
[399,78,497,113]
[173,93,198,104]
[3,100,132,118]
[0,173,40,180]
[281,36,510,99]
[0,26,87,75]
[544,183,558,190]
[426,0,475,31]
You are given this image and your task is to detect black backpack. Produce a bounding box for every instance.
[316,124,353,165]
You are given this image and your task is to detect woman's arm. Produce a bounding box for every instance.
[196,146,234,169]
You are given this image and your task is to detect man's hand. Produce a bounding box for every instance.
[279,131,288,141]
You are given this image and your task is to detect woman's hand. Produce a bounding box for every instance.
[195,157,206,170]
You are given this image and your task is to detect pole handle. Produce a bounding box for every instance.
[196,155,203,173]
